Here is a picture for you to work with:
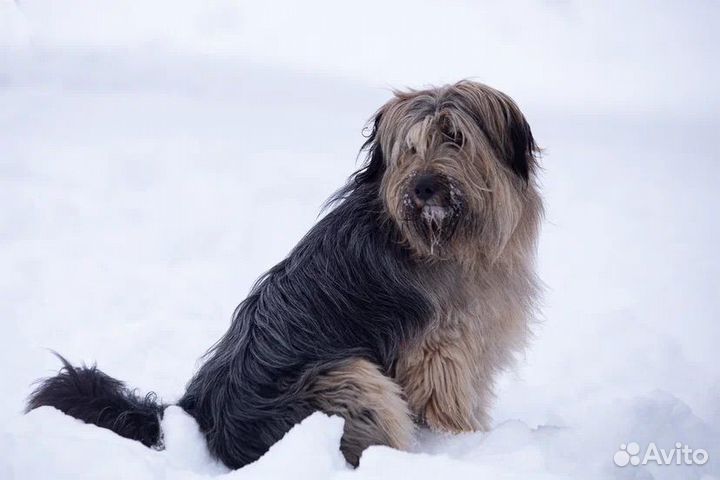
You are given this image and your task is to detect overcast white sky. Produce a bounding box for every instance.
[2,0,719,116]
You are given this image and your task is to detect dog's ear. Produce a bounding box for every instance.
[455,81,538,182]
[504,106,538,182]
[325,109,387,206]
[356,109,386,185]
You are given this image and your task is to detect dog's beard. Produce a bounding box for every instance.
[401,180,464,256]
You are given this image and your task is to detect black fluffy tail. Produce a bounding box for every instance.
[26,353,165,449]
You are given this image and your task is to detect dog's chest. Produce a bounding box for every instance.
[396,263,531,381]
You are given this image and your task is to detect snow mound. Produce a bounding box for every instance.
[161,406,227,475]
[2,409,347,480]
[3,393,718,480]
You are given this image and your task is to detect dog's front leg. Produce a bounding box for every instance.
[395,323,492,433]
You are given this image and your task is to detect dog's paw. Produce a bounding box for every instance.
[419,400,486,434]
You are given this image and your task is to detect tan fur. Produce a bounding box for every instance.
[395,209,541,432]
[378,81,544,433]
[308,358,415,466]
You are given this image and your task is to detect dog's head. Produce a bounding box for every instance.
[359,81,540,263]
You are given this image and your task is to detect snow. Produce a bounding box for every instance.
[1,1,719,479]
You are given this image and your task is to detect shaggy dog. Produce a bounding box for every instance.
[27,80,543,468]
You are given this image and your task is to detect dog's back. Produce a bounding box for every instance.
[177,183,435,467]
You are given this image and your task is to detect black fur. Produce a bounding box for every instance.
[27,353,164,448]
[178,166,432,468]
[26,128,435,469]
[506,111,537,182]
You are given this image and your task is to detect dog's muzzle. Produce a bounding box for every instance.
[405,172,463,239]
[412,173,449,223]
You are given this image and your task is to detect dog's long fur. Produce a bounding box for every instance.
[27,81,542,469]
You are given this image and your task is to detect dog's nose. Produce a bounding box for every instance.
[413,174,441,203]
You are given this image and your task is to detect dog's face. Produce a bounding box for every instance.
[367,81,539,263]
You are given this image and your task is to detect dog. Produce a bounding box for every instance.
[27,80,543,468]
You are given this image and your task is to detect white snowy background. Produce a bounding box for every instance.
[1,1,718,479]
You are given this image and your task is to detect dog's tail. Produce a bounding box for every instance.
[26,353,165,449]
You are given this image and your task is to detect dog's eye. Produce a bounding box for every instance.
[443,129,463,146]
